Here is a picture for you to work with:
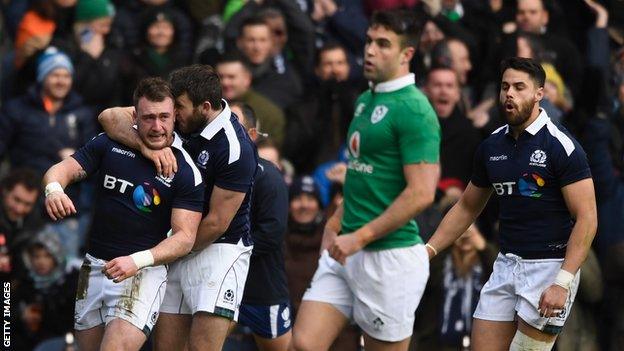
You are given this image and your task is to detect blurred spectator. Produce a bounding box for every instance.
[0,169,43,277]
[12,227,79,351]
[235,16,303,109]
[513,0,583,96]
[217,53,286,146]
[283,176,359,350]
[0,47,96,175]
[431,37,496,129]
[225,0,315,79]
[424,66,482,187]
[111,0,194,61]
[119,8,189,104]
[2,0,77,99]
[283,43,360,174]
[310,0,368,81]
[68,0,123,110]
[284,176,324,315]
[412,224,497,351]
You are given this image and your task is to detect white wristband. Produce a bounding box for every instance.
[554,269,575,290]
[130,250,154,269]
[44,182,64,197]
[425,243,438,257]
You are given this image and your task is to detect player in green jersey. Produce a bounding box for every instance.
[291,9,441,351]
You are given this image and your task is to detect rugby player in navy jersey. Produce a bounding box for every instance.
[426,57,597,351]
[98,65,258,351]
[42,77,204,351]
[230,102,292,351]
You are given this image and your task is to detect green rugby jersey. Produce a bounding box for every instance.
[342,73,441,250]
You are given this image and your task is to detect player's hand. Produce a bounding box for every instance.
[325,162,347,185]
[584,0,608,28]
[320,228,338,255]
[142,146,177,178]
[45,192,77,221]
[329,233,364,265]
[538,284,568,318]
[103,256,138,283]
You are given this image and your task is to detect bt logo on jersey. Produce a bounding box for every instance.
[103,175,134,193]
[493,182,516,195]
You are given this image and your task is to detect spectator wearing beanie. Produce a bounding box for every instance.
[69,0,123,110]
[12,227,79,351]
[0,47,96,175]
[284,176,361,350]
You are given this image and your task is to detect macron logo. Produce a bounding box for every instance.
[489,155,508,161]
[111,147,136,158]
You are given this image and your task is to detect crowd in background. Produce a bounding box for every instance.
[0,0,623,350]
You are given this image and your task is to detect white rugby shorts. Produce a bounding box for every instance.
[160,239,252,321]
[302,245,429,342]
[74,254,167,335]
[473,253,580,334]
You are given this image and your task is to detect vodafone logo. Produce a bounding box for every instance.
[349,131,360,158]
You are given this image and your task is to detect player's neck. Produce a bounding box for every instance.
[206,107,224,125]
[509,106,541,139]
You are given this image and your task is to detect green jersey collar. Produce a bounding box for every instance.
[370,73,415,93]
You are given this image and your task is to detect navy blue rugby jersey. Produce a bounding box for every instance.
[179,101,258,246]
[471,109,591,258]
[72,133,204,260]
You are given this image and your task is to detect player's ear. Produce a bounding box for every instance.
[201,101,212,116]
[401,46,416,65]
[132,109,138,124]
[535,86,544,102]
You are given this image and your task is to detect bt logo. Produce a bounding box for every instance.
[103,175,134,193]
[493,182,516,195]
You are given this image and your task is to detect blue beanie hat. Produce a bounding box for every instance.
[37,47,74,83]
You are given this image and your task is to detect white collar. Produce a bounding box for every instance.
[199,99,231,140]
[524,108,550,135]
[370,73,415,93]
[171,132,184,150]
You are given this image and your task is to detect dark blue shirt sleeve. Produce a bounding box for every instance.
[554,140,592,187]
[471,142,490,188]
[214,144,257,193]
[172,155,205,212]
[71,133,109,175]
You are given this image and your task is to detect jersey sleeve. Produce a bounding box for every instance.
[396,99,441,165]
[554,139,592,187]
[172,155,205,212]
[470,142,490,188]
[71,133,109,175]
[214,143,258,193]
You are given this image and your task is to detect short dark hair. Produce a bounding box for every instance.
[500,57,546,88]
[258,7,283,22]
[217,52,252,73]
[132,77,173,108]
[370,9,425,49]
[230,102,257,130]
[239,16,269,38]
[315,42,348,67]
[169,64,222,109]
[426,66,459,85]
[1,168,41,194]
